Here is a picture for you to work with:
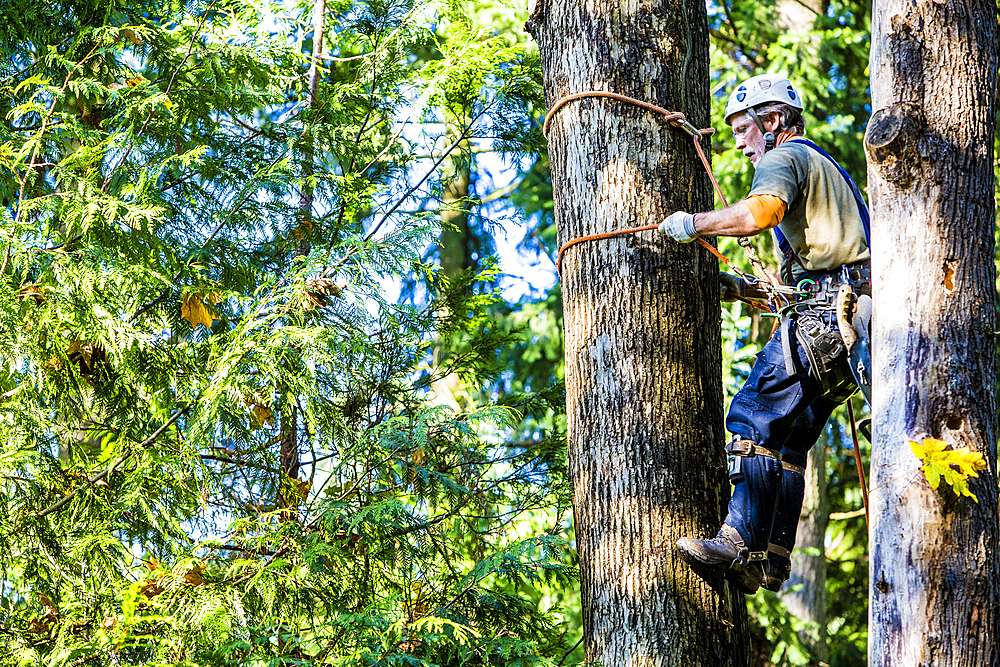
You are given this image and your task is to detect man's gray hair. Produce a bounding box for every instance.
[754,102,805,135]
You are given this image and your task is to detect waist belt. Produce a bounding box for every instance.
[782,461,806,476]
[726,439,782,461]
[801,262,871,291]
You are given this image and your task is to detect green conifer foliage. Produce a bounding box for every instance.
[706,1,872,663]
[0,0,572,664]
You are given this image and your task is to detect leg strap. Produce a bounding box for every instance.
[721,524,767,565]
[768,543,791,559]
[782,461,806,476]
[727,438,782,462]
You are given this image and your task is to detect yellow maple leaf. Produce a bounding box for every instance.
[947,445,988,477]
[181,293,214,330]
[910,437,987,502]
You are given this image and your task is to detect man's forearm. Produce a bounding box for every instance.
[692,201,760,237]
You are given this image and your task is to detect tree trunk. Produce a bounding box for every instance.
[439,152,475,279]
[779,436,828,660]
[280,0,327,517]
[528,1,749,664]
[866,0,1000,663]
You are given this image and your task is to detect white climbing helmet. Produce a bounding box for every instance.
[724,74,804,125]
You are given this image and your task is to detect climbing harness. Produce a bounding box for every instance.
[777,269,865,404]
[544,90,787,311]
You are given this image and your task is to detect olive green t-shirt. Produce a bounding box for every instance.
[748,140,870,282]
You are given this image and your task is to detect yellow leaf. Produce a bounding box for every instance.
[921,438,949,454]
[184,563,205,586]
[911,437,986,502]
[121,29,143,45]
[948,446,988,477]
[181,293,214,329]
[412,446,425,466]
[251,404,275,427]
[924,462,943,489]
[293,220,313,240]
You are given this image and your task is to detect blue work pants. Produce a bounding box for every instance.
[723,313,850,558]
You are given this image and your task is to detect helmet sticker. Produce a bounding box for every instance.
[759,79,771,89]
[737,92,746,102]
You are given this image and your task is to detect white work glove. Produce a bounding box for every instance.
[658,211,698,243]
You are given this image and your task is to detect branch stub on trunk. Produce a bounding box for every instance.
[864,102,924,189]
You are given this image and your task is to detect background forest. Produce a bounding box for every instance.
[0,0,883,664]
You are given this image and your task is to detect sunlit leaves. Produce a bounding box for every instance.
[910,437,988,502]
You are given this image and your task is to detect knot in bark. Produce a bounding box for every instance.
[864,103,924,189]
[524,0,548,36]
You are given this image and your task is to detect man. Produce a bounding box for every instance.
[659,74,871,594]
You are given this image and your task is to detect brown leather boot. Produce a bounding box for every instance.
[676,524,765,594]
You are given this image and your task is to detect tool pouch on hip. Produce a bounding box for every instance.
[793,313,856,403]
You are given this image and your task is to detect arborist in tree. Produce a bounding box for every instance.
[659,74,872,594]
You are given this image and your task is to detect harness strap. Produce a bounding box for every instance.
[781,315,798,377]
[721,524,768,565]
[772,139,871,282]
[767,543,791,559]
[782,461,806,476]
[772,227,809,285]
[726,439,782,461]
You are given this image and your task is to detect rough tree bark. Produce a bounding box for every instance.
[439,154,476,279]
[865,0,1000,663]
[527,1,749,664]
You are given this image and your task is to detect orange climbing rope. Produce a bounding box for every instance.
[544,91,727,207]
[847,401,870,528]
[555,223,771,311]
[545,90,784,309]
